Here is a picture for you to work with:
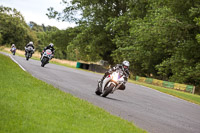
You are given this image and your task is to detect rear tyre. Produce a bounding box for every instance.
[102,83,115,97]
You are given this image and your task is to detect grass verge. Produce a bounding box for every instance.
[129,80,200,105]
[0,54,146,133]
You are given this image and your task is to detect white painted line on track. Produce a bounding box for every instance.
[9,55,26,71]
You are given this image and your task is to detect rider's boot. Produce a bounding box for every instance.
[99,76,105,92]
[98,80,102,93]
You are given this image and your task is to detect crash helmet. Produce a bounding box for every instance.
[122,60,130,71]
[12,44,15,47]
[29,41,33,45]
[49,43,54,47]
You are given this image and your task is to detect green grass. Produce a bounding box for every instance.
[129,80,200,105]
[0,54,146,133]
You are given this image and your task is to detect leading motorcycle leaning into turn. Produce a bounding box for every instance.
[95,61,130,97]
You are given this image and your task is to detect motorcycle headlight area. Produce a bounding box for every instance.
[111,73,119,82]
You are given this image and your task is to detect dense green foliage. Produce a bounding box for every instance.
[1,1,200,89]
[46,0,200,88]
[0,6,37,49]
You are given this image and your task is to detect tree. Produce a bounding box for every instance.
[46,0,200,87]
[0,6,37,49]
[47,0,134,63]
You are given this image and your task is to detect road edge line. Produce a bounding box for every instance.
[9,55,26,71]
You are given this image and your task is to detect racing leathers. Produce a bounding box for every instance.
[41,45,55,58]
[25,43,34,55]
[100,64,130,91]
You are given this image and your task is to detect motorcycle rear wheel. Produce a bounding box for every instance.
[102,83,115,97]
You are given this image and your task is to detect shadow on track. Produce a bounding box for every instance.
[94,94,133,104]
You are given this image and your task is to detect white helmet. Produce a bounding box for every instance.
[29,41,33,45]
[122,60,130,70]
[49,43,54,47]
[12,44,15,47]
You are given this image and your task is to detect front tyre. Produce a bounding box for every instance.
[26,55,29,60]
[102,83,115,97]
[41,57,48,67]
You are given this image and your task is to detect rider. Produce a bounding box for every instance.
[99,60,130,92]
[41,43,55,58]
[11,44,16,49]
[25,41,35,55]
[10,44,16,54]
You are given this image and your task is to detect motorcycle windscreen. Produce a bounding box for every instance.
[46,49,52,55]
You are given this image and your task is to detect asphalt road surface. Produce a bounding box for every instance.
[3,53,200,133]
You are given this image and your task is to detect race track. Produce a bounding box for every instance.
[3,53,200,133]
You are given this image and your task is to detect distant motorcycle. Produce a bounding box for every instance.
[95,69,126,97]
[10,47,16,55]
[25,46,34,60]
[41,49,53,67]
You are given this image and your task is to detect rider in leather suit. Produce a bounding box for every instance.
[25,41,35,56]
[99,60,130,92]
[41,43,55,58]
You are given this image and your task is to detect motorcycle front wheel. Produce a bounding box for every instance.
[41,57,48,67]
[26,54,29,60]
[102,83,115,97]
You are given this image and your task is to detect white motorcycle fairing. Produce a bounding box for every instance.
[98,70,125,97]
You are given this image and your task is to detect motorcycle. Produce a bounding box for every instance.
[41,49,53,67]
[10,47,16,55]
[25,46,34,60]
[95,69,125,97]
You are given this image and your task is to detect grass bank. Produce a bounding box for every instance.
[129,80,200,105]
[0,54,146,133]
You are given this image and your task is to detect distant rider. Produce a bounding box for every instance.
[41,43,55,58]
[99,60,130,92]
[10,44,16,55]
[11,44,16,49]
[25,41,35,55]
